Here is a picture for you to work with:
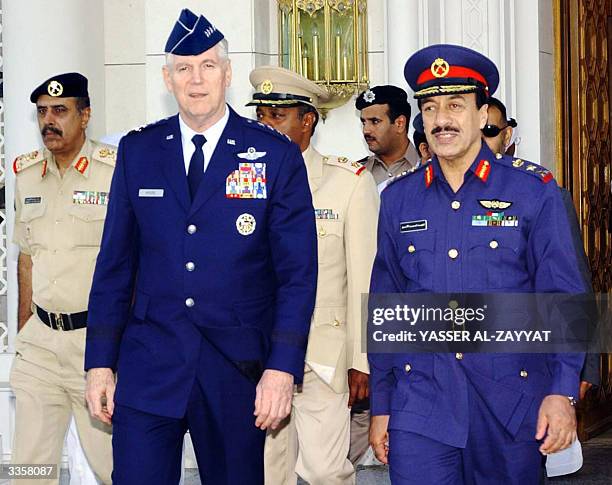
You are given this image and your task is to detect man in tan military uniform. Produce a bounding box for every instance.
[10,73,114,485]
[355,85,420,192]
[247,66,379,485]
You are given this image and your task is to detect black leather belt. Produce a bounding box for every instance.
[36,305,87,331]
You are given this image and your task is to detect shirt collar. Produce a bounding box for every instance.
[428,142,495,188]
[43,138,92,178]
[178,105,230,148]
[371,140,419,170]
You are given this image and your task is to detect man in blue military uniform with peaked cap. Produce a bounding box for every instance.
[84,8,317,485]
[368,44,587,484]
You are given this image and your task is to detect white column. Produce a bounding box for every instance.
[386,0,421,89]
[1,0,105,460]
[513,0,541,162]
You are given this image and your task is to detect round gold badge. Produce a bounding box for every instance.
[261,80,274,95]
[430,58,450,78]
[236,213,256,236]
[47,80,64,97]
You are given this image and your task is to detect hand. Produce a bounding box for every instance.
[535,395,577,455]
[348,369,369,407]
[579,381,593,400]
[370,415,390,464]
[85,368,116,425]
[254,369,294,431]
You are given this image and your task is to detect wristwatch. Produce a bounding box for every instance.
[567,396,577,407]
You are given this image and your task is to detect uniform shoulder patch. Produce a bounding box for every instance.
[499,157,554,184]
[92,143,118,166]
[244,118,292,144]
[386,162,424,187]
[324,156,366,175]
[13,150,45,174]
[126,117,171,136]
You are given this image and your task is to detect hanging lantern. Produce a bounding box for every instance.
[278,0,369,115]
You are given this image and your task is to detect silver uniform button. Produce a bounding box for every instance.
[448,248,459,259]
[186,262,195,272]
[455,352,463,360]
[451,200,461,210]
[187,224,197,234]
[404,363,412,372]
[520,369,528,378]
[185,298,195,308]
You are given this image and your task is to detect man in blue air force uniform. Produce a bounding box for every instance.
[83,9,317,485]
[368,44,587,484]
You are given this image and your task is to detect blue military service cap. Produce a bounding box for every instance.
[412,113,424,134]
[404,44,499,99]
[164,8,224,55]
[30,72,89,103]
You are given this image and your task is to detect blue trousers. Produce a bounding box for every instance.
[111,338,266,485]
[388,382,544,484]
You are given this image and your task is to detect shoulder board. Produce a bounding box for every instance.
[386,162,425,188]
[323,156,366,175]
[244,118,292,143]
[498,156,554,184]
[13,150,45,174]
[92,143,117,166]
[126,117,171,136]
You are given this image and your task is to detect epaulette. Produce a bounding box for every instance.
[323,156,366,175]
[386,161,425,187]
[244,118,292,143]
[498,156,554,184]
[13,150,45,174]
[92,143,117,166]
[126,117,171,136]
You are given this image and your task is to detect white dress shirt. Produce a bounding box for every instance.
[178,106,230,174]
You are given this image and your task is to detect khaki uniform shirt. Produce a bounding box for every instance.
[360,142,420,186]
[302,146,379,393]
[13,139,117,313]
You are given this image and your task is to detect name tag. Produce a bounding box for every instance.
[24,196,42,205]
[400,220,427,233]
[139,189,164,198]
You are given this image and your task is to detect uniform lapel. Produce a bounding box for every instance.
[189,107,244,215]
[303,146,323,194]
[160,115,190,212]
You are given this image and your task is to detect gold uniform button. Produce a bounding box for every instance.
[333,319,341,327]
[318,227,327,237]
[185,298,195,308]
[448,248,459,259]
[404,364,412,373]
[455,353,463,360]
[187,224,197,234]
[489,240,499,249]
[520,369,528,378]
[451,200,461,210]
[185,262,195,272]
[408,244,416,253]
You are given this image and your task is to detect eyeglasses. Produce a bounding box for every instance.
[482,118,517,138]
[482,124,509,138]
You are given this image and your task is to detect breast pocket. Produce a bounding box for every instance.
[467,229,525,289]
[316,220,343,266]
[399,230,436,290]
[19,202,47,250]
[68,205,107,247]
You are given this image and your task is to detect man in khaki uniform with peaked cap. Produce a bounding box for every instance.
[10,72,114,485]
[248,66,379,485]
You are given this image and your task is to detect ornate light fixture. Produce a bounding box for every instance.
[278,0,369,115]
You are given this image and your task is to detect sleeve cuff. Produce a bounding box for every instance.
[370,391,391,415]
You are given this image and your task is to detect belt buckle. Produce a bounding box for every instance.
[55,313,65,331]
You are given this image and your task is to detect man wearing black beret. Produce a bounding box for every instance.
[355,85,419,192]
[11,72,115,484]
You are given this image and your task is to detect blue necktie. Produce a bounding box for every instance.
[188,134,206,200]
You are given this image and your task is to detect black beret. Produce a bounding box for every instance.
[355,85,409,110]
[30,72,89,103]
